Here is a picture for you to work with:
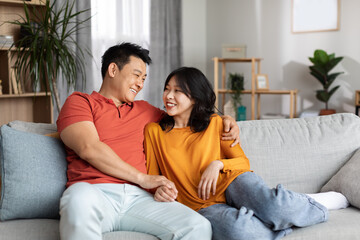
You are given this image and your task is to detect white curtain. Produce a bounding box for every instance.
[90,0,151,102]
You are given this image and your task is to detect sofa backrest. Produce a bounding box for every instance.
[237,113,360,193]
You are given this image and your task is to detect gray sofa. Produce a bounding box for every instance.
[1,113,360,240]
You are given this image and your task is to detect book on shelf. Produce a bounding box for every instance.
[10,67,24,94]
[0,35,14,48]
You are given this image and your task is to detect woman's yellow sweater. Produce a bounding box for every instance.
[144,114,251,211]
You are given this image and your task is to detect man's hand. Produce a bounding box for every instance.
[138,174,177,191]
[221,115,240,147]
[154,185,178,202]
[198,160,224,200]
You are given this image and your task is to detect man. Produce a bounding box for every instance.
[57,42,239,239]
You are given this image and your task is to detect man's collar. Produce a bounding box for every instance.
[91,91,133,107]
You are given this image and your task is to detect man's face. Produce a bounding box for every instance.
[114,56,147,103]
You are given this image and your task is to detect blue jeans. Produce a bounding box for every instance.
[198,172,328,240]
[60,182,212,240]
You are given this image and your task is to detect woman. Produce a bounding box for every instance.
[144,67,347,240]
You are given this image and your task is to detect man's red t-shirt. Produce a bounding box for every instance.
[57,91,164,187]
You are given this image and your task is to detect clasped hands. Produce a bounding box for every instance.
[153,160,224,202]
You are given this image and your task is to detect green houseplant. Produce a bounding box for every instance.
[309,49,343,114]
[8,0,91,112]
[228,73,246,121]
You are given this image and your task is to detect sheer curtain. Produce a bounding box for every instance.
[90,0,151,100]
[74,0,181,109]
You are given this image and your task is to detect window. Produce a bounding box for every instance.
[90,0,150,90]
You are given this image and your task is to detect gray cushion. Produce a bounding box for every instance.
[321,147,360,209]
[0,219,159,240]
[0,219,60,240]
[237,113,360,193]
[0,125,67,220]
[7,120,57,135]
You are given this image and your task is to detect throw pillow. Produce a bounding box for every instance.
[7,120,57,135]
[321,147,360,209]
[0,125,67,220]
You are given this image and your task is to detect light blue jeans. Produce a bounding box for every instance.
[59,182,212,240]
[198,172,328,240]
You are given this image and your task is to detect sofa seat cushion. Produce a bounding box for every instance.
[0,209,358,240]
[284,207,360,240]
[0,125,67,220]
[0,219,60,240]
[0,219,159,240]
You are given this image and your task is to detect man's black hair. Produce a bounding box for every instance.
[101,42,152,79]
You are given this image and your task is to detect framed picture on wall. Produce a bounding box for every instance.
[255,74,269,91]
[292,0,340,33]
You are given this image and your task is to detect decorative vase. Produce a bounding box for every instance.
[224,100,236,120]
[237,106,246,121]
[319,109,336,116]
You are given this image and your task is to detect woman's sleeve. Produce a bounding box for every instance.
[215,115,250,172]
[219,141,251,173]
[144,125,161,176]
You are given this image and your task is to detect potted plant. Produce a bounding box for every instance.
[309,49,344,115]
[228,73,246,121]
[8,0,91,112]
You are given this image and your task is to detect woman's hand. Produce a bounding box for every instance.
[198,160,224,200]
[221,115,240,147]
[154,185,178,202]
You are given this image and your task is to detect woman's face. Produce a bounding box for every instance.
[163,77,194,120]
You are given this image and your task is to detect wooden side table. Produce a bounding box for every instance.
[356,90,360,116]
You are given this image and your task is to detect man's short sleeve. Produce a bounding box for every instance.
[56,92,94,133]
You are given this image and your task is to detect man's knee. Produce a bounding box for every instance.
[60,182,103,221]
[190,213,212,234]
[167,205,212,239]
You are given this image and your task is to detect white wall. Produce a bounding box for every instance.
[183,0,360,118]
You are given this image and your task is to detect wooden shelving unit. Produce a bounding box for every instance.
[213,57,297,120]
[0,0,44,6]
[0,0,53,125]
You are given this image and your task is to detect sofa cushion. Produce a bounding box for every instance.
[321,147,360,209]
[0,125,67,221]
[7,120,57,135]
[0,219,159,240]
[0,219,60,240]
[237,113,360,193]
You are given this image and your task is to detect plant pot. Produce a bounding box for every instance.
[236,106,246,121]
[319,109,336,116]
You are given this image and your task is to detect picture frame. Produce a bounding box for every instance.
[292,0,340,33]
[255,74,269,91]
